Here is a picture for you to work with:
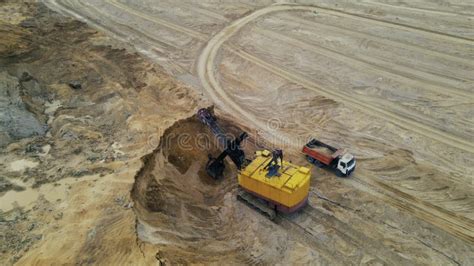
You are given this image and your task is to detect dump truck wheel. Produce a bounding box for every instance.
[313,159,325,168]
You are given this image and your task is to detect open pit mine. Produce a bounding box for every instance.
[1,0,473,265]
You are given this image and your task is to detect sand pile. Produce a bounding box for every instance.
[131,115,297,264]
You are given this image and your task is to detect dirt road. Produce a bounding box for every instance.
[6,0,473,264]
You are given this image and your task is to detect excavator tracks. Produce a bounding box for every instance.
[237,189,276,220]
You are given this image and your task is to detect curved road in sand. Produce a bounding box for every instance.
[196,3,474,154]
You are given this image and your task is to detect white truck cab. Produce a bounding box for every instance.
[337,153,356,176]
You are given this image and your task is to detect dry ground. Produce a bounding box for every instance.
[1,0,473,265]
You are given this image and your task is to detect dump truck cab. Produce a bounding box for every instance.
[336,152,356,177]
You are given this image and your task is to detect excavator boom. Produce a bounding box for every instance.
[197,108,247,178]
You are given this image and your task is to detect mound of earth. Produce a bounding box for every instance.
[131,114,300,264]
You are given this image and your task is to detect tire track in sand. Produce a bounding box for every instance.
[301,3,474,43]
[229,47,474,154]
[237,28,474,142]
[362,0,474,17]
[75,0,183,51]
[181,1,474,68]
[349,174,474,243]
[48,0,176,57]
[274,14,474,83]
[107,0,207,41]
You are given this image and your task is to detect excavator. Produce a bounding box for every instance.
[197,108,311,219]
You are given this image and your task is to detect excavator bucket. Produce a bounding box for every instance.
[204,132,248,179]
[206,155,226,179]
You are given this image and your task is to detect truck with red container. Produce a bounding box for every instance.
[302,138,355,177]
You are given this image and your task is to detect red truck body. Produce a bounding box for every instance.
[302,139,342,166]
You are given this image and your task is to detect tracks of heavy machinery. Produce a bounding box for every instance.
[276,203,412,264]
[297,3,474,43]
[236,189,276,220]
[349,175,474,243]
[251,25,473,92]
[363,0,474,17]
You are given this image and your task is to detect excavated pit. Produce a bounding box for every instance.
[131,113,292,263]
[132,114,236,215]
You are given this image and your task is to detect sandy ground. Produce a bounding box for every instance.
[1,0,473,265]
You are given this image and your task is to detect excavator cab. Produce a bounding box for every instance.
[264,149,283,177]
